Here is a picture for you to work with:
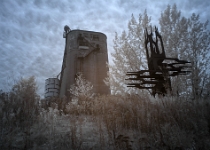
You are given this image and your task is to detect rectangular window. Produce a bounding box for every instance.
[83,33,89,38]
[92,35,99,41]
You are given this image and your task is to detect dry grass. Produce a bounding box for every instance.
[49,94,210,149]
[1,77,210,149]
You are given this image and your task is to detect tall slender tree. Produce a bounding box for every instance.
[106,10,151,95]
[159,4,190,97]
[185,13,210,99]
[159,4,189,58]
[159,4,210,99]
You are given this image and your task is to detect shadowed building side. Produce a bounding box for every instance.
[59,28,110,98]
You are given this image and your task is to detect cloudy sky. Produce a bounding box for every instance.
[1,0,210,97]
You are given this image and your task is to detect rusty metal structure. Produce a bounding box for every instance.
[126,27,190,97]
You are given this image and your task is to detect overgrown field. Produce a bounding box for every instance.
[1,77,210,149]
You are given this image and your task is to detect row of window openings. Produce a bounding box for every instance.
[45,83,59,86]
[83,33,99,41]
[45,92,59,95]
[78,41,100,50]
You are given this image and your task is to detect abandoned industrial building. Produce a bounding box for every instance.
[45,25,110,98]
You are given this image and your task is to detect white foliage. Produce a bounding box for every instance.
[108,11,151,95]
[159,4,210,99]
[69,73,94,99]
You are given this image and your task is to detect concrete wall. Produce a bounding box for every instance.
[59,30,110,98]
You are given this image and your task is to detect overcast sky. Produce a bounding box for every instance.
[0,0,209,97]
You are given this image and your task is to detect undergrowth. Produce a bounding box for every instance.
[1,77,210,149]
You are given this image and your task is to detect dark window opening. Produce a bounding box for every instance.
[92,35,99,41]
[77,34,89,46]
[83,33,89,38]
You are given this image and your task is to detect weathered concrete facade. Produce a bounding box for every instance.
[59,29,110,97]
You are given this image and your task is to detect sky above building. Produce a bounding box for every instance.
[0,0,210,97]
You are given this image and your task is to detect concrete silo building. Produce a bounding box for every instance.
[59,26,110,98]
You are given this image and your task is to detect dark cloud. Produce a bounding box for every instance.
[0,0,209,97]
